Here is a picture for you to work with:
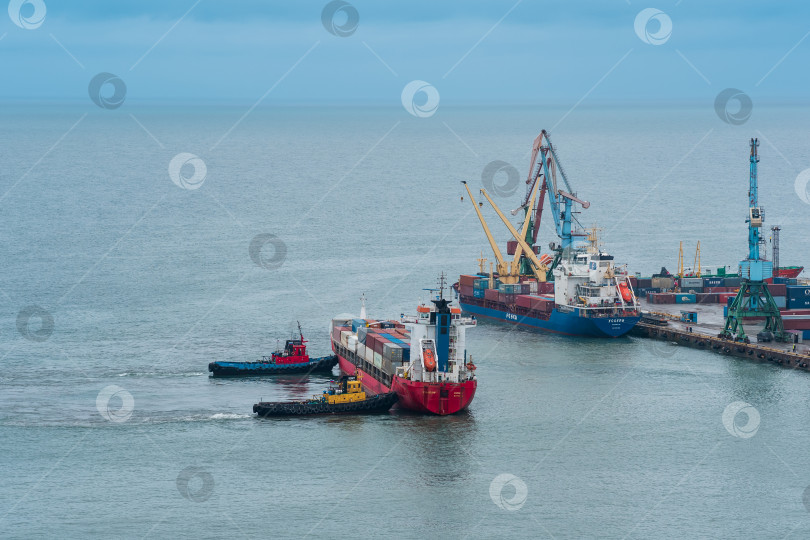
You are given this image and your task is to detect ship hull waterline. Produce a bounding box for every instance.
[459,300,639,338]
[336,355,476,415]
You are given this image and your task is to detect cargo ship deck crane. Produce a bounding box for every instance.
[462,181,517,284]
[720,138,789,343]
[479,189,549,283]
[462,179,546,283]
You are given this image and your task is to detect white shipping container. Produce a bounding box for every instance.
[365,348,374,364]
[373,352,382,368]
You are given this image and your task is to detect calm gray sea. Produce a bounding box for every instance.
[2,103,810,538]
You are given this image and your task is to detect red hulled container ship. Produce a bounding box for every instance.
[330,288,478,415]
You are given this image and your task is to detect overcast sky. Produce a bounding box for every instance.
[2,0,808,104]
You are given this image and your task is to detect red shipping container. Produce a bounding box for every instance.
[484,289,500,301]
[506,240,517,255]
[783,318,810,330]
[629,276,638,288]
[538,282,555,294]
[516,295,533,309]
[460,285,474,297]
[498,293,515,304]
[459,275,478,287]
[768,283,787,296]
[375,336,390,354]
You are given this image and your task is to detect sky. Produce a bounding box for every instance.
[1,0,810,104]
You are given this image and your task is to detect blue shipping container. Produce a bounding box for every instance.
[352,319,367,333]
[773,277,788,284]
[675,294,696,304]
[724,306,728,317]
[787,286,810,299]
[703,277,724,287]
[473,289,485,298]
[804,330,810,340]
[774,296,787,309]
[787,297,810,310]
[723,277,742,287]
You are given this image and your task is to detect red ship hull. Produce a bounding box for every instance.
[336,355,476,415]
[775,266,804,279]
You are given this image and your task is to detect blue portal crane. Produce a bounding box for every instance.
[720,138,788,342]
[513,130,590,275]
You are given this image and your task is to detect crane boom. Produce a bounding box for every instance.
[461,181,510,277]
[511,174,540,268]
[479,189,548,282]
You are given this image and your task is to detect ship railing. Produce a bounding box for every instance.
[401,316,419,324]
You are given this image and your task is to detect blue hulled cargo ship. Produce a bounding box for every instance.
[457,130,640,338]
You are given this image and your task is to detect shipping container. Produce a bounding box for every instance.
[365,334,378,354]
[383,343,403,362]
[460,285,474,297]
[538,281,555,294]
[787,285,810,299]
[498,293,515,304]
[782,318,810,331]
[652,277,675,290]
[484,288,500,301]
[768,283,787,296]
[473,289,485,298]
[373,352,382,368]
[629,276,638,289]
[474,278,486,290]
[787,297,810,310]
[459,274,478,287]
[347,335,357,352]
[351,319,365,333]
[703,277,724,287]
[681,287,703,294]
[681,277,703,288]
[637,278,653,289]
[723,277,742,287]
[774,296,787,308]
[675,294,696,304]
[773,277,788,285]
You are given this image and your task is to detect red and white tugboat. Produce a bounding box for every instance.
[330,276,478,415]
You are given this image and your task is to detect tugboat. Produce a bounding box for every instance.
[208,322,337,377]
[252,374,398,417]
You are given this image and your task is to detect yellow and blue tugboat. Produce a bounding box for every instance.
[252,374,398,417]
